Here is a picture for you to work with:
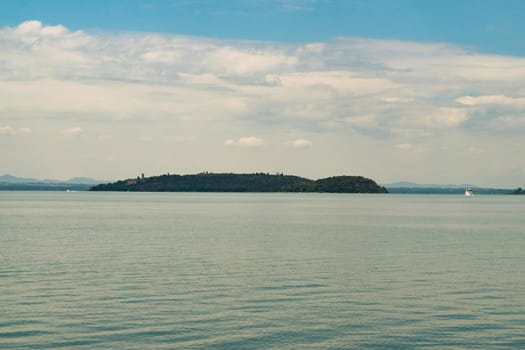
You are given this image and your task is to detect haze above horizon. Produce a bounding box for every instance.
[1,0,524,187]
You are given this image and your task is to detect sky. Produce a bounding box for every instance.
[1,0,524,187]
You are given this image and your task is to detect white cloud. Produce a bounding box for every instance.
[289,139,313,149]
[61,127,83,136]
[41,24,68,37]
[456,95,525,107]
[14,20,43,35]
[203,47,298,75]
[225,136,265,147]
[382,96,414,104]
[141,50,183,64]
[0,126,32,136]
[279,71,398,94]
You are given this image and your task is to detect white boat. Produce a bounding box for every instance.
[465,186,473,196]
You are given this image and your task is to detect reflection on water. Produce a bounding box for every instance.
[1,192,524,349]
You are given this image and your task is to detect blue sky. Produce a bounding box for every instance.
[2,0,525,55]
[1,1,524,187]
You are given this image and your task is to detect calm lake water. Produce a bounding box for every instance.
[1,192,524,349]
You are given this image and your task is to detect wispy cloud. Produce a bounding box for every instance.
[61,127,83,136]
[456,95,525,107]
[288,138,313,149]
[225,136,265,147]
[0,126,32,136]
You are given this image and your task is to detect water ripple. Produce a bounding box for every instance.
[1,192,525,349]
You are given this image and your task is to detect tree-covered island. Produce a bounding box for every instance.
[90,173,388,193]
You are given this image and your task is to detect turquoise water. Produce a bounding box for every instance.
[1,192,524,349]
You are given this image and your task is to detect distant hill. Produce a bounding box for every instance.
[0,174,106,191]
[0,174,105,185]
[383,181,520,194]
[384,181,470,188]
[64,177,104,185]
[0,174,41,183]
[90,173,388,193]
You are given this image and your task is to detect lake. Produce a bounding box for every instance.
[1,192,524,349]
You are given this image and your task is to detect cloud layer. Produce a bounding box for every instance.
[1,20,524,186]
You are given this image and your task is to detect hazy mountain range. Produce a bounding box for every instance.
[382,182,513,194]
[0,174,106,185]
[382,182,472,189]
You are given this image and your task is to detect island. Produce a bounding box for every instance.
[90,173,388,193]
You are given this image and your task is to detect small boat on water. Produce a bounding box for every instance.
[465,186,473,196]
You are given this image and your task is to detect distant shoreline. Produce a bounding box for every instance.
[1,173,520,194]
[386,187,516,195]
